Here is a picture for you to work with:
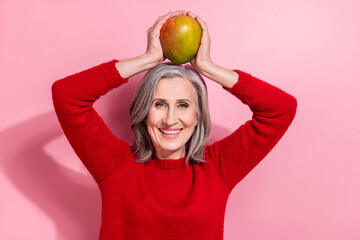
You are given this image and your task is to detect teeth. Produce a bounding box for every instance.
[159,129,181,135]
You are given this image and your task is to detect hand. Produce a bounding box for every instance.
[115,11,189,79]
[187,12,214,75]
[186,12,238,88]
[144,10,187,66]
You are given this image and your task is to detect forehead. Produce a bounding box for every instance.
[154,77,196,101]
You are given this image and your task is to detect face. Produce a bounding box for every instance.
[145,77,198,159]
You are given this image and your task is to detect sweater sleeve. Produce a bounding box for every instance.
[205,70,297,191]
[51,59,133,184]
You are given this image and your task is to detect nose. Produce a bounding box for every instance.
[163,106,178,126]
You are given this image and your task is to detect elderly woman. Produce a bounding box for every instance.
[52,10,297,240]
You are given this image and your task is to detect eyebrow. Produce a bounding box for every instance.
[152,98,192,103]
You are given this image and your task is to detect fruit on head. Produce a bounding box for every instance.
[160,15,202,64]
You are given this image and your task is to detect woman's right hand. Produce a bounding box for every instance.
[115,11,187,79]
[144,10,187,66]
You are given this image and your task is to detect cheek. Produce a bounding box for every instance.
[183,111,198,127]
[146,110,160,126]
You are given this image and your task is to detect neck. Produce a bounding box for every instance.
[154,148,186,160]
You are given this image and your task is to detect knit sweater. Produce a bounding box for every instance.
[51,59,297,240]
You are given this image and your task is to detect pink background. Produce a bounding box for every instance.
[1,0,359,239]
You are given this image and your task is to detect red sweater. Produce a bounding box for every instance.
[52,60,297,239]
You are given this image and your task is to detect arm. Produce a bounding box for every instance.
[187,12,297,190]
[205,70,297,191]
[51,11,188,183]
[52,60,133,184]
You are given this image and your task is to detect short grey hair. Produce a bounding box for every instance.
[129,62,211,167]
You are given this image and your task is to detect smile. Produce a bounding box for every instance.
[159,128,182,135]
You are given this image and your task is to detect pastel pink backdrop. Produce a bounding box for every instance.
[1,0,359,239]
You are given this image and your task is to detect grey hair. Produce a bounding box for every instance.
[129,62,211,167]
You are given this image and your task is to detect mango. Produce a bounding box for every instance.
[160,16,202,64]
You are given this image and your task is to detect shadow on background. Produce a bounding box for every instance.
[0,75,232,240]
[0,112,101,240]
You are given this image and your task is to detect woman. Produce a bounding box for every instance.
[52,10,297,240]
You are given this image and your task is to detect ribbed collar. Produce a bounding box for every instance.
[146,157,187,170]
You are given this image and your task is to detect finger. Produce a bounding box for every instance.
[195,16,209,34]
[152,12,174,34]
[154,12,172,25]
[170,10,186,18]
[186,11,208,32]
[150,12,172,31]
[195,17,211,49]
[186,11,197,19]
[148,12,170,32]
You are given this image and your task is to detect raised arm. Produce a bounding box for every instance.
[187,11,297,191]
[52,11,186,183]
[52,60,133,184]
[205,70,297,191]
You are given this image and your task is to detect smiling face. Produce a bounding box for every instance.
[145,77,198,159]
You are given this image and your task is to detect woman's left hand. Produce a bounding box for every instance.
[187,11,239,88]
[187,12,214,75]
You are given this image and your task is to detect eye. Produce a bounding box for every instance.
[155,102,166,108]
[178,103,189,108]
